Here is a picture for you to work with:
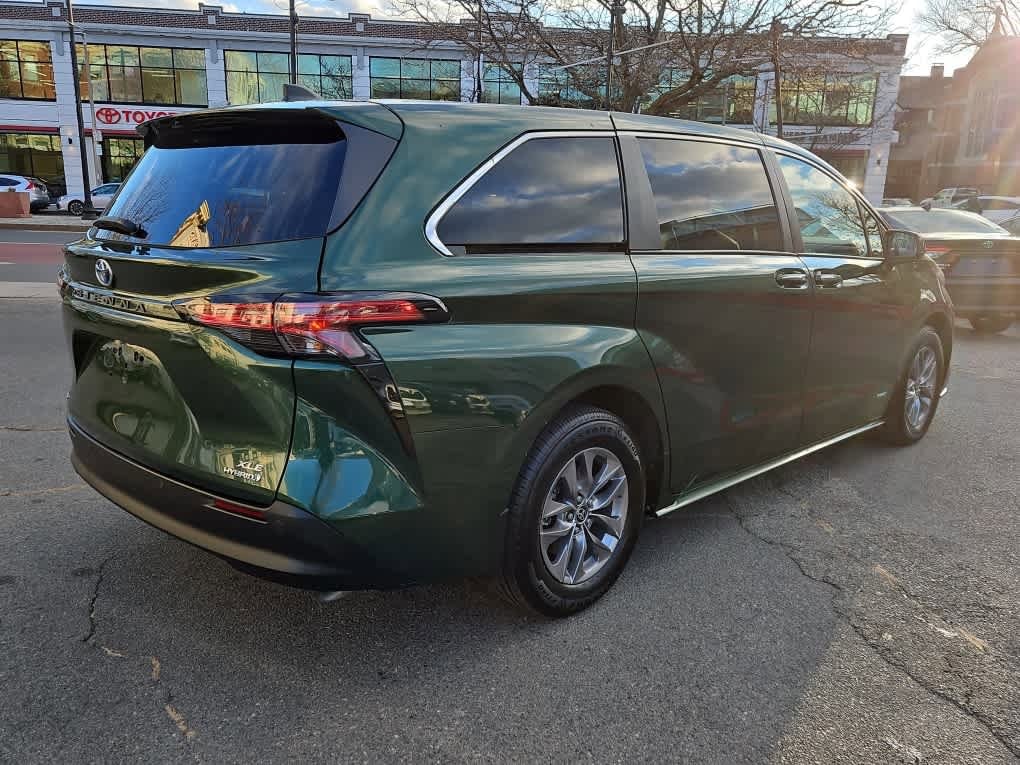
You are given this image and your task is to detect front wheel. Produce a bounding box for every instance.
[969,314,1013,334]
[500,406,645,617]
[67,200,84,216]
[880,327,945,445]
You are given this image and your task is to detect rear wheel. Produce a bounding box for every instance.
[67,200,84,216]
[969,314,1013,334]
[880,327,945,445]
[500,406,644,617]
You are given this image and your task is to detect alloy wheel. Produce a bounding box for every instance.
[539,447,629,585]
[904,345,937,433]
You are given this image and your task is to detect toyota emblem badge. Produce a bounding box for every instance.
[94,258,114,288]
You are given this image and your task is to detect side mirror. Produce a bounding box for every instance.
[920,200,932,211]
[885,229,922,260]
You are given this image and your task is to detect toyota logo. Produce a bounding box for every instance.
[94,258,114,287]
[95,107,121,124]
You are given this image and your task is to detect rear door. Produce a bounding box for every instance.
[623,134,812,490]
[62,107,395,505]
[774,152,911,443]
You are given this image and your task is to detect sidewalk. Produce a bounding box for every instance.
[0,216,91,232]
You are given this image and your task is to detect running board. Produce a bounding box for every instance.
[655,420,885,517]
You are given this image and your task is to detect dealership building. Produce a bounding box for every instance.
[0,0,906,201]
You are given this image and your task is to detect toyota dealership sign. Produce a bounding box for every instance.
[90,104,194,129]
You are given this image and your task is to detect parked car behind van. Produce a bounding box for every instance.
[0,173,51,211]
[880,206,1018,334]
[61,101,953,615]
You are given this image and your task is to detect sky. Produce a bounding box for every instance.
[78,0,978,76]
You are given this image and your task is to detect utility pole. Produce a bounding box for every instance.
[475,0,483,102]
[770,17,784,139]
[289,0,299,84]
[606,0,626,111]
[65,0,96,219]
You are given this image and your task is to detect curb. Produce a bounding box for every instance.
[0,222,90,232]
[0,282,58,299]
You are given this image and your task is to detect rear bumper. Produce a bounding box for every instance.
[69,418,405,590]
[946,278,1020,314]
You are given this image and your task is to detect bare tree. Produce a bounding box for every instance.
[919,0,1018,55]
[388,0,895,115]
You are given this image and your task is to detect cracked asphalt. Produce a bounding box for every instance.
[1,295,1018,763]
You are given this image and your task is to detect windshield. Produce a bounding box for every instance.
[98,127,346,248]
[883,209,1007,235]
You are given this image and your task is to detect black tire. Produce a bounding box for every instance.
[67,200,84,216]
[879,327,945,445]
[500,406,645,617]
[969,314,1013,334]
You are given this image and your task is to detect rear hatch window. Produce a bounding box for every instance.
[97,113,346,247]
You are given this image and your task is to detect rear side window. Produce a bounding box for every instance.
[436,136,624,252]
[638,138,782,251]
[99,117,347,247]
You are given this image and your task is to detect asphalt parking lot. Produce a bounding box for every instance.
[1,262,1018,761]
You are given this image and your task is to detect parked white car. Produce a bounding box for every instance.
[0,173,51,211]
[951,195,1020,223]
[57,183,121,216]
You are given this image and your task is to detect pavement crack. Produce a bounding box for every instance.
[81,555,114,644]
[0,425,64,432]
[842,618,1020,759]
[723,492,1020,759]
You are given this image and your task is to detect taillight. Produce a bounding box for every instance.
[923,244,958,272]
[174,292,449,360]
[25,181,34,190]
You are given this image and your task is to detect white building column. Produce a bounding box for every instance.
[860,70,900,203]
[352,47,370,100]
[205,43,227,108]
[51,35,97,197]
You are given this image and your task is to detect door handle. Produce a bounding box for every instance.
[775,269,809,289]
[814,270,843,288]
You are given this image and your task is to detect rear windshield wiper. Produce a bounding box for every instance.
[92,216,148,239]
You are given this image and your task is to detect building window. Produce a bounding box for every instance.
[78,45,207,106]
[481,63,522,104]
[826,154,867,188]
[536,65,603,108]
[369,58,461,100]
[965,88,997,157]
[298,54,353,99]
[644,71,757,124]
[0,132,64,188]
[225,51,293,105]
[102,137,144,182]
[780,74,877,127]
[0,40,55,100]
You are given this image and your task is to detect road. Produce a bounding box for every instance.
[1,229,1018,763]
[0,230,75,286]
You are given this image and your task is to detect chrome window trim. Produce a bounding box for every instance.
[424,130,618,257]
[618,129,766,150]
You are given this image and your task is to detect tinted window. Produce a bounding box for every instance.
[639,139,781,251]
[778,155,867,257]
[437,137,624,251]
[99,125,346,247]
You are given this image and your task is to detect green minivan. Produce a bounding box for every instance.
[60,100,952,615]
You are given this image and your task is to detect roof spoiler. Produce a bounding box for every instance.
[283,83,318,102]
